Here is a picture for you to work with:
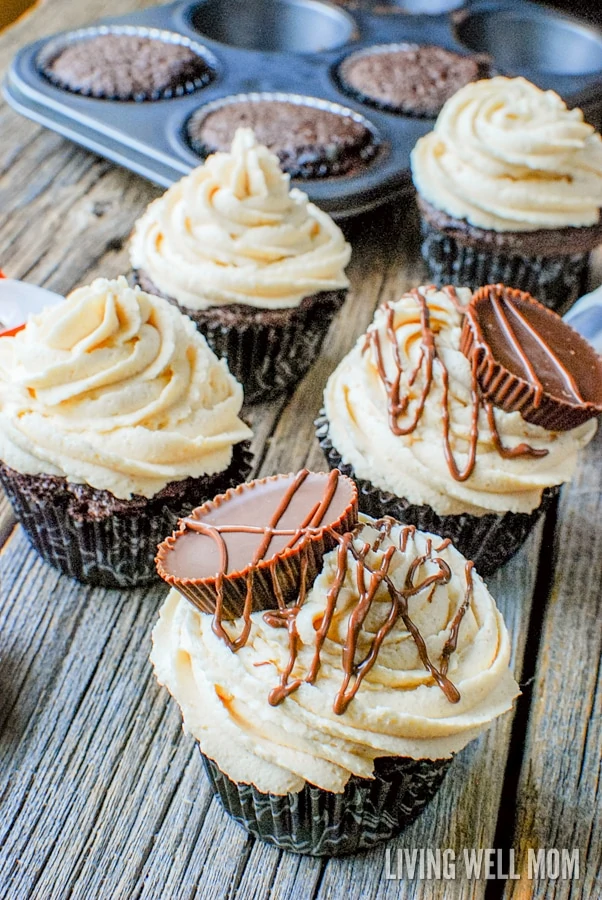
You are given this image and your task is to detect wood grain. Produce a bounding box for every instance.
[0,1,599,899]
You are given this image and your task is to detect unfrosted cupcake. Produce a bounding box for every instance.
[0,277,252,587]
[130,128,351,402]
[317,284,601,574]
[151,470,519,855]
[411,77,602,309]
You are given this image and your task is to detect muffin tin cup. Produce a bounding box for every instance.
[136,270,347,404]
[185,91,382,178]
[36,25,218,102]
[201,750,452,856]
[315,412,560,576]
[419,216,591,312]
[0,444,253,588]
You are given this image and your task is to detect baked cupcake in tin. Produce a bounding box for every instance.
[187,95,378,179]
[317,284,601,575]
[0,277,252,587]
[338,43,488,118]
[411,77,602,310]
[131,128,351,403]
[151,471,519,855]
[40,29,214,101]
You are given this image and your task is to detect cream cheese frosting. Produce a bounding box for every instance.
[130,128,351,310]
[324,286,596,516]
[411,76,602,232]
[0,277,252,499]
[151,516,520,794]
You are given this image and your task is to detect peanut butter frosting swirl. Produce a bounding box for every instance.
[130,128,351,310]
[324,286,596,516]
[411,76,602,232]
[151,516,519,794]
[0,277,251,499]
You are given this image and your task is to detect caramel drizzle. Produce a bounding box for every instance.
[182,478,474,714]
[362,285,548,482]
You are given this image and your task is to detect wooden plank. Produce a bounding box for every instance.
[503,429,602,900]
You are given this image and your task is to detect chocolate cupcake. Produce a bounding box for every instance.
[318,284,600,575]
[186,95,378,179]
[338,44,488,118]
[131,128,351,403]
[151,476,519,855]
[40,29,214,101]
[411,77,602,310]
[0,277,253,587]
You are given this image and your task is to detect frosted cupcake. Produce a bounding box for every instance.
[411,77,602,310]
[130,128,351,403]
[0,277,252,586]
[317,284,601,574]
[152,470,519,855]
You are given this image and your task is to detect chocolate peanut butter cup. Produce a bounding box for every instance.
[462,285,602,431]
[156,470,357,619]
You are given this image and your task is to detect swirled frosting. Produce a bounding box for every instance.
[130,128,351,310]
[324,286,596,516]
[0,277,252,499]
[411,76,602,232]
[151,516,519,793]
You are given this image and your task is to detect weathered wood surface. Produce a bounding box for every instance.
[0,2,600,898]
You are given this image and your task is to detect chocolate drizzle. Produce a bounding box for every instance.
[175,471,475,714]
[362,284,548,481]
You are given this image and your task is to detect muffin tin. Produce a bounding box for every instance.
[5,0,602,217]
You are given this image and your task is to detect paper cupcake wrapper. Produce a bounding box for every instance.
[201,751,451,856]
[156,471,358,618]
[0,444,253,588]
[315,412,559,576]
[170,291,346,405]
[419,218,589,312]
[38,25,215,102]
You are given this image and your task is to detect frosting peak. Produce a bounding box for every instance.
[130,128,351,310]
[411,76,602,232]
[0,277,251,499]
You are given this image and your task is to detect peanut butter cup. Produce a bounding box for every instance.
[462,285,602,431]
[156,470,357,619]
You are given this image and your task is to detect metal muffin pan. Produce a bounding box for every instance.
[5,0,602,217]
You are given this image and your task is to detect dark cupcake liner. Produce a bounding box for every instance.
[201,750,451,856]
[134,272,347,404]
[315,412,559,576]
[38,25,216,102]
[419,217,590,312]
[0,443,253,588]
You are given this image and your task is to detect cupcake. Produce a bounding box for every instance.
[151,471,519,855]
[411,77,602,310]
[338,44,488,118]
[186,97,378,178]
[318,284,601,575]
[130,128,351,403]
[0,277,253,587]
[41,31,214,101]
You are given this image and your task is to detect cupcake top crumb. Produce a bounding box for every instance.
[339,44,487,117]
[187,98,377,178]
[42,32,213,100]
